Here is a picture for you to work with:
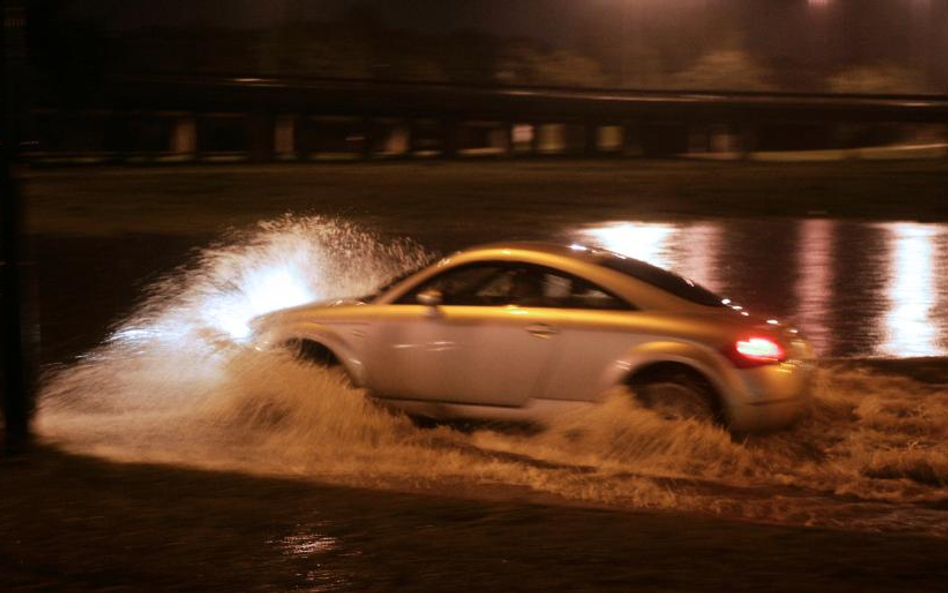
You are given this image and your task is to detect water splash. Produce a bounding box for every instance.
[37,216,948,537]
[39,215,431,450]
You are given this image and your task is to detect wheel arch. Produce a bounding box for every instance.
[285,338,341,367]
[602,340,737,416]
[626,360,722,408]
[256,322,365,386]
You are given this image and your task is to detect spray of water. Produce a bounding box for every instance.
[37,216,948,536]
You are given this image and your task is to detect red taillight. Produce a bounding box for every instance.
[724,337,785,368]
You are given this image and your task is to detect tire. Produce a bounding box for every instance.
[286,339,338,366]
[285,339,353,386]
[628,366,722,424]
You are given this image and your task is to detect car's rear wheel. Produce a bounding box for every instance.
[628,364,722,424]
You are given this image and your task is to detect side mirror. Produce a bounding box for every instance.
[416,288,443,307]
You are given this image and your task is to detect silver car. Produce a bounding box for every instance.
[251,242,815,432]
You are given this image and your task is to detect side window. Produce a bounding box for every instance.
[474,269,521,303]
[396,264,506,305]
[567,277,631,310]
[395,262,633,310]
[531,268,632,310]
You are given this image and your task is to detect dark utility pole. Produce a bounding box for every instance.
[1,0,35,455]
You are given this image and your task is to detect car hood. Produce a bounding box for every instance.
[250,298,365,332]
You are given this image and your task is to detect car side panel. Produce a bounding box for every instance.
[365,305,558,406]
[534,318,646,402]
[534,310,731,402]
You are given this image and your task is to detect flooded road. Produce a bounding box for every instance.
[32,216,948,545]
[9,447,947,592]
[569,219,948,358]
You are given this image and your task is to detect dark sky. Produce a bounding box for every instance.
[69,0,586,42]
[61,0,948,89]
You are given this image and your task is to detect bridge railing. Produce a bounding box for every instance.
[24,76,948,164]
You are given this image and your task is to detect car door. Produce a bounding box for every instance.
[527,271,644,402]
[365,263,559,407]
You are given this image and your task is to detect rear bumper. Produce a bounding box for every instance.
[728,393,810,433]
[723,358,815,432]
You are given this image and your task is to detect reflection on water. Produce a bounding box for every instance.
[883,223,939,357]
[580,222,675,269]
[273,529,337,556]
[578,221,722,291]
[796,219,834,353]
[574,219,948,358]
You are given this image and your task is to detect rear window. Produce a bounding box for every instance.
[598,255,724,307]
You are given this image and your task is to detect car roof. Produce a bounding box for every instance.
[451,241,604,262]
[421,241,726,311]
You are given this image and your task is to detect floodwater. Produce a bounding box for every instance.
[34,216,948,543]
[569,219,948,358]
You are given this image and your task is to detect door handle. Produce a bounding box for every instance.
[525,324,559,337]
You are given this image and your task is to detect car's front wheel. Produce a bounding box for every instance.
[284,339,354,386]
[628,364,722,424]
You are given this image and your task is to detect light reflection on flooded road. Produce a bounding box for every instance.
[884,223,940,357]
[573,219,948,357]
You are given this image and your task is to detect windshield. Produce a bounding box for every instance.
[361,260,434,303]
[598,255,724,307]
